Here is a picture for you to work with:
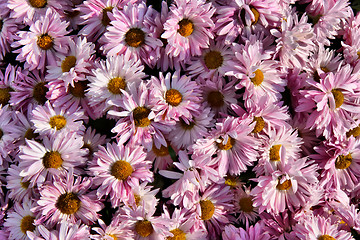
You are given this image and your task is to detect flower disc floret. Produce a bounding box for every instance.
[207,91,224,108]
[217,137,235,151]
[200,200,215,220]
[347,126,360,138]
[165,89,183,106]
[252,116,265,133]
[152,144,169,157]
[110,160,133,180]
[318,235,336,240]
[125,28,145,48]
[135,220,154,237]
[69,81,88,98]
[56,192,81,215]
[331,89,344,108]
[49,115,67,130]
[37,34,54,50]
[168,228,186,240]
[204,51,223,69]
[29,0,47,8]
[133,107,151,127]
[43,151,63,169]
[20,215,36,234]
[239,197,254,213]
[178,19,194,37]
[250,7,260,25]
[269,145,281,162]
[101,7,114,26]
[276,179,292,190]
[33,82,48,104]
[335,154,352,169]
[107,77,126,95]
[250,69,264,86]
[0,87,11,105]
[61,56,77,73]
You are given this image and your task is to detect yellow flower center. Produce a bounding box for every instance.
[269,144,281,162]
[61,56,77,73]
[32,82,48,105]
[110,160,133,180]
[204,51,223,70]
[207,91,224,108]
[42,151,63,169]
[125,28,145,48]
[37,34,53,50]
[0,87,11,105]
[331,89,344,109]
[250,7,260,24]
[168,228,186,240]
[165,89,183,106]
[250,69,264,86]
[252,116,265,133]
[239,196,254,213]
[56,192,81,215]
[152,144,169,156]
[335,153,352,169]
[134,194,141,206]
[133,107,151,127]
[346,125,360,138]
[178,19,194,37]
[24,128,38,140]
[224,175,239,188]
[135,220,154,237]
[49,115,67,130]
[69,80,88,98]
[107,77,126,95]
[217,137,235,151]
[200,200,215,220]
[108,234,117,240]
[20,215,35,234]
[101,6,114,26]
[28,0,47,8]
[276,178,292,190]
[318,235,336,240]
[180,118,195,130]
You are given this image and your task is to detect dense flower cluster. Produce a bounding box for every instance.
[0,0,360,239]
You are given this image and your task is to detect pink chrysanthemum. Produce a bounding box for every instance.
[161,0,215,62]
[6,164,35,202]
[124,182,159,213]
[12,9,71,71]
[89,142,153,207]
[146,141,176,172]
[101,2,162,67]
[82,127,107,161]
[232,186,258,225]
[32,170,102,226]
[18,131,88,186]
[150,71,201,122]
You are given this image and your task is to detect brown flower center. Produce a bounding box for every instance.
[207,91,224,108]
[33,82,48,105]
[107,77,126,95]
[200,200,215,220]
[110,160,133,180]
[225,175,239,188]
[20,215,35,234]
[28,0,47,8]
[346,125,360,138]
[250,69,264,86]
[165,89,182,106]
[135,220,154,237]
[69,80,88,98]
[125,28,145,48]
[276,178,292,190]
[180,118,195,130]
[134,194,141,206]
[101,6,114,26]
[250,7,260,25]
[42,151,63,169]
[252,116,265,133]
[178,19,194,37]
[49,115,67,130]
[335,153,352,169]
[318,235,336,240]
[204,51,223,70]
[24,128,38,140]
[217,137,235,151]
[239,196,254,213]
[20,178,30,189]
[56,192,81,215]
[61,56,76,73]
[152,144,169,156]
[269,144,281,162]
[331,89,344,109]
[37,34,53,50]
[168,228,186,240]
[0,87,11,105]
[133,107,151,127]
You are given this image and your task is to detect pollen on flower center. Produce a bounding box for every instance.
[178,19,194,37]
[0,87,11,105]
[110,160,133,180]
[56,192,81,215]
[133,107,151,127]
[28,0,47,8]
[24,128,39,140]
[276,178,292,190]
[20,215,35,234]
[204,51,223,70]
[152,144,169,156]
[101,6,114,26]
[107,77,126,95]
[42,151,63,169]
[61,56,77,73]
[180,118,195,130]
[318,235,336,240]
[165,89,183,106]
[49,115,67,130]
[69,80,89,98]
[250,6,260,25]
[135,220,154,237]
[217,137,235,151]
[331,89,344,108]
[335,153,352,169]
[252,116,265,133]
[269,144,281,162]
[207,91,224,108]
[125,28,145,48]
[250,69,264,86]
[33,82,48,105]
[346,125,360,138]
[239,197,254,213]
[200,200,215,220]
[168,228,186,240]
[37,34,54,50]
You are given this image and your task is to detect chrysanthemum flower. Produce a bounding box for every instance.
[124,182,159,213]
[161,0,215,62]
[32,170,102,226]
[82,127,107,161]
[0,64,19,107]
[232,186,258,224]
[101,2,162,67]
[12,9,71,71]
[146,141,175,172]
[4,200,37,240]
[31,101,86,136]
[6,164,35,202]
[191,116,259,177]
[260,211,298,240]
[150,71,201,122]
[18,131,88,186]
[89,142,153,207]
[86,53,145,117]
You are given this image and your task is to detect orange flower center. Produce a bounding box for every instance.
[135,220,154,237]
[37,34,53,50]
[165,89,183,106]
[111,160,133,180]
[42,151,63,169]
[56,192,81,215]
[178,19,194,37]
[29,0,47,8]
[335,154,352,169]
[61,56,77,73]
[125,28,145,48]
[250,69,264,86]
[200,200,215,220]
[133,107,151,127]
